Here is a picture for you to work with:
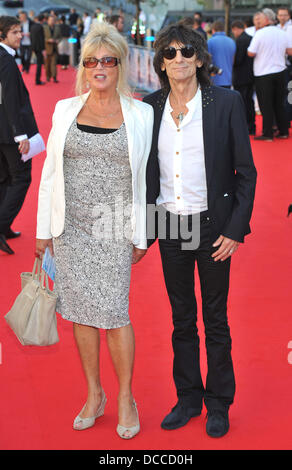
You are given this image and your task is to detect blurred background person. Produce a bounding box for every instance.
[30,14,46,85]
[83,12,92,37]
[108,15,124,33]
[248,8,292,141]
[19,10,33,73]
[232,20,256,135]
[276,6,292,30]
[208,20,236,88]
[58,15,71,70]
[245,11,264,37]
[43,14,61,83]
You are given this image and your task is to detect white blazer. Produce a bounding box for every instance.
[36,92,154,249]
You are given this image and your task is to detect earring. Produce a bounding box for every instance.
[86,81,90,89]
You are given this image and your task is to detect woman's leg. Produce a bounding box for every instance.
[73,323,103,418]
[106,324,138,433]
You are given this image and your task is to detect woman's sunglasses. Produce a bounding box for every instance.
[83,56,121,68]
[162,45,195,60]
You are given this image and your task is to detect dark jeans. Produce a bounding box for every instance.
[255,70,288,138]
[158,211,235,412]
[20,45,32,72]
[0,143,31,234]
[234,82,256,134]
[34,50,43,83]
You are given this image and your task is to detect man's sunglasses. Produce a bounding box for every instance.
[83,56,121,68]
[162,45,196,60]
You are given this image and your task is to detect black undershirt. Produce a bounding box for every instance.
[77,123,118,134]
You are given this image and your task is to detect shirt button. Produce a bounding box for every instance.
[176,151,179,155]
[177,196,180,200]
[177,129,180,132]
[176,174,179,178]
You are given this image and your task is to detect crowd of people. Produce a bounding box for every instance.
[181,7,292,141]
[7,7,126,86]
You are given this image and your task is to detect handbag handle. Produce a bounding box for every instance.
[40,269,50,292]
[32,257,42,280]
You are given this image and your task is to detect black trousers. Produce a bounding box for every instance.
[255,70,288,138]
[158,211,235,412]
[234,82,256,134]
[0,143,32,234]
[20,45,32,73]
[34,51,43,83]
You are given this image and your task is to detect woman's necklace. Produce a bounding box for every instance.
[85,100,121,123]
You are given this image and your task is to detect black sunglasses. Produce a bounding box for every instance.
[83,56,121,68]
[162,45,195,60]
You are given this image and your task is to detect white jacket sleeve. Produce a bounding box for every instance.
[36,107,58,239]
[133,105,154,249]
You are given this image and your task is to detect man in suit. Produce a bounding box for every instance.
[144,24,257,437]
[43,14,61,83]
[231,20,256,135]
[0,16,39,254]
[30,14,46,85]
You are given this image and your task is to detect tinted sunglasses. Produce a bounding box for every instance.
[162,45,195,60]
[83,56,121,68]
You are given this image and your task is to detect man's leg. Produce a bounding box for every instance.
[158,213,205,410]
[273,70,289,137]
[255,75,274,139]
[0,144,32,235]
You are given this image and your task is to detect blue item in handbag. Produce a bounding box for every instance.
[42,247,56,281]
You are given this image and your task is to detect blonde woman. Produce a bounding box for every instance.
[35,22,153,439]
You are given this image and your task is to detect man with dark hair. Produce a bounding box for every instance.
[144,24,257,438]
[108,14,124,32]
[231,20,256,135]
[207,20,236,88]
[276,6,292,29]
[0,16,39,254]
[30,14,46,85]
[43,14,61,83]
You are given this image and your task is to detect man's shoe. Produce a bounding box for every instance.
[4,229,21,239]
[36,81,45,85]
[0,234,14,255]
[53,78,59,83]
[254,135,273,142]
[275,133,289,139]
[161,402,201,430]
[206,410,229,438]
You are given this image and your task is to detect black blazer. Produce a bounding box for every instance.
[143,85,257,246]
[233,31,254,87]
[0,46,38,144]
[30,22,45,53]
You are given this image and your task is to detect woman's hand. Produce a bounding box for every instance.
[132,246,147,264]
[35,238,54,258]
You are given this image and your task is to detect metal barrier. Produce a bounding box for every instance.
[128,45,160,93]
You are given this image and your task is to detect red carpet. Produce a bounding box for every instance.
[0,65,292,450]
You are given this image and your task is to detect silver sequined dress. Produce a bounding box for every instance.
[53,120,133,329]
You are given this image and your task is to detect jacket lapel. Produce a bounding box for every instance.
[202,86,216,192]
[120,96,134,171]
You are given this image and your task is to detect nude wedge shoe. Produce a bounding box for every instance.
[73,389,107,430]
[116,400,140,439]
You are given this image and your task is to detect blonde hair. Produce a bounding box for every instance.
[75,21,132,98]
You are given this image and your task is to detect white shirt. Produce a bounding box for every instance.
[245,26,256,37]
[0,42,16,56]
[157,88,208,215]
[248,25,292,76]
[21,21,31,46]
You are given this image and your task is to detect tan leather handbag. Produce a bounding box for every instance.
[5,258,59,346]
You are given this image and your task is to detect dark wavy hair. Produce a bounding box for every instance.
[0,16,20,41]
[153,23,211,92]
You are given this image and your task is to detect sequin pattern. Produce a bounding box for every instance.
[53,120,133,329]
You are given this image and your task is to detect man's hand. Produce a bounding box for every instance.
[18,138,30,155]
[35,238,54,258]
[132,246,147,264]
[212,235,240,262]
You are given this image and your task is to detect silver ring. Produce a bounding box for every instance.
[229,249,233,255]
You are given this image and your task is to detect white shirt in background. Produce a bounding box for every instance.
[157,88,208,215]
[248,25,292,76]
